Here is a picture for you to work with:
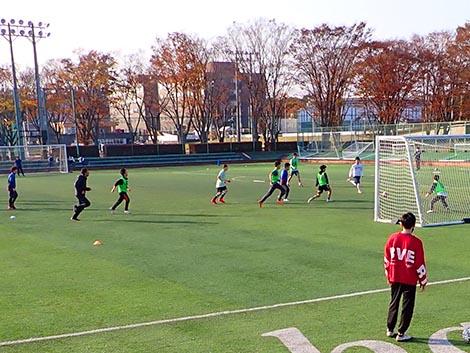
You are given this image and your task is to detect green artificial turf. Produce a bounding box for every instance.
[0,163,469,353]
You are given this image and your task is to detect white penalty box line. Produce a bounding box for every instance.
[1,276,469,347]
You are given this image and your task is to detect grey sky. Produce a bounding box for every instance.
[1,0,469,67]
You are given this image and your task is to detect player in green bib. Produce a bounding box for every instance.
[110,168,131,214]
[308,164,332,203]
[288,152,303,187]
[425,174,449,213]
[258,161,285,207]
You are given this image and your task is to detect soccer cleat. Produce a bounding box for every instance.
[358,190,362,194]
[258,200,263,208]
[219,199,226,204]
[284,199,289,202]
[124,210,130,214]
[396,334,412,342]
[276,200,284,205]
[109,208,115,214]
[211,198,217,205]
[70,217,80,222]
[326,198,332,202]
[298,182,303,187]
[7,206,15,210]
[426,209,434,213]
[307,197,314,204]
[386,330,396,338]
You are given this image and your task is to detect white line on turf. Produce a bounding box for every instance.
[1,276,469,347]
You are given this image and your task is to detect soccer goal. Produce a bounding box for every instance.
[297,132,342,159]
[342,141,374,160]
[375,135,470,227]
[453,143,470,161]
[0,144,69,174]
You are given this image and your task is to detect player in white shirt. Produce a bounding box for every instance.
[211,164,231,204]
[347,157,364,194]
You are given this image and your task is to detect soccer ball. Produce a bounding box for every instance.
[463,327,470,343]
[382,191,388,198]
[10,215,16,220]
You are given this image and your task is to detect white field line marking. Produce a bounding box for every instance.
[1,276,469,347]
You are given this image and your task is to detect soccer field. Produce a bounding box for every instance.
[1,163,469,353]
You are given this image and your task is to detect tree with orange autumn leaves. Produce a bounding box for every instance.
[60,51,116,145]
[0,21,468,147]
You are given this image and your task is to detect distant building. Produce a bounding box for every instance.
[207,62,264,131]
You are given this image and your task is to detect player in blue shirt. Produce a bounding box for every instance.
[280,162,290,202]
[7,166,18,210]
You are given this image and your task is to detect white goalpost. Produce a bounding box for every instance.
[0,144,69,174]
[375,135,470,227]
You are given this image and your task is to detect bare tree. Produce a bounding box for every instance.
[112,53,147,143]
[219,19,294,148]
[187,38,213,143]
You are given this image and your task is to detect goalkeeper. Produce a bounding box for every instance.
[425,174,449,213]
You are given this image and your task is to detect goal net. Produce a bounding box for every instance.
[375,135,470,227]
[0,144,69,174]
[342,141,374,160]
[297,132,342,159]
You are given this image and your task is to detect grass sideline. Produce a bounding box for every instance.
[0,163,469,353]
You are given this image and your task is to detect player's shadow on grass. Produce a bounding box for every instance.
[407,337,469,349]
[333,199,371,203]
[94,219,216,225]
[14,207,71,212]
[136,213,236,218]
[22,200,68,204]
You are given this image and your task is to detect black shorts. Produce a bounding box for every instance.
[217,186,227,192]
[317,185,331,193]
[291,170,299,176]
[353,176,361,185]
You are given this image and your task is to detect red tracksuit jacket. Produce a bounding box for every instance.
[384,231,428,286]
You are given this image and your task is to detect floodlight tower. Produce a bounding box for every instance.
[28,20,51,144]
[0,18,51,145]
[0,19,23,146]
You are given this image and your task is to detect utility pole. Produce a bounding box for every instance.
[70,88,80,156]
[233,57,241,142]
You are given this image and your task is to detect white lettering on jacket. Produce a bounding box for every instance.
[390,247,415,264]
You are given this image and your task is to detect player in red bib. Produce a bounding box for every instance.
[383,212,427,342]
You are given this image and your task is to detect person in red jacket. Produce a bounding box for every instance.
[384,212,427,342]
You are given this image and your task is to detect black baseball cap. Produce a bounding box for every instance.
[396,212,416,229]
